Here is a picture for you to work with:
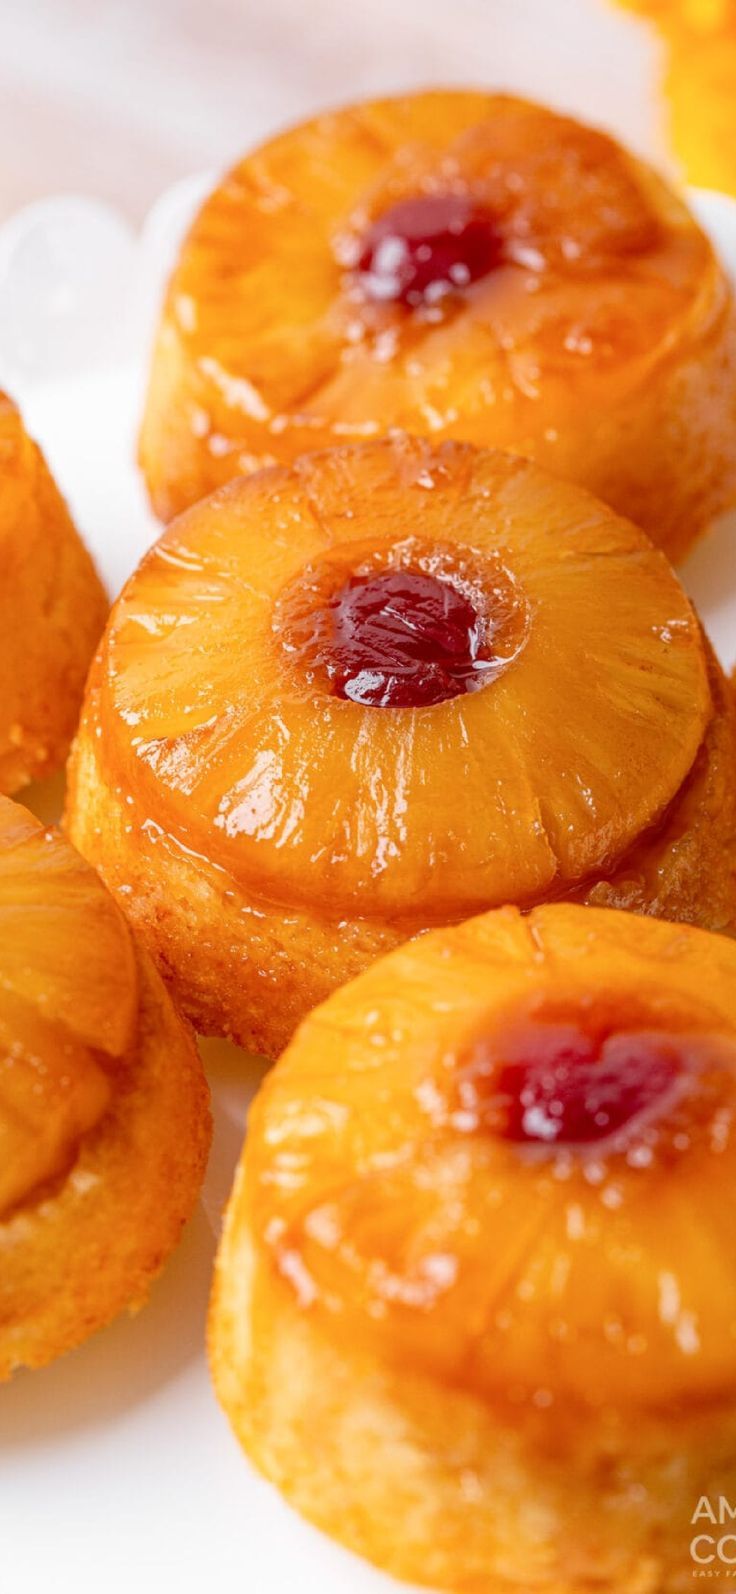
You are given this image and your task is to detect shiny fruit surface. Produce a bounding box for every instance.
[98,437,710,924]
[140,90,736,563]
[286,564,494,707]
[247,903,736,1410]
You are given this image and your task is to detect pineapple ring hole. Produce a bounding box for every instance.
[353,193,503,308]
[274,536,528,708]
[453,993,736,1160]
[336,125,663,322]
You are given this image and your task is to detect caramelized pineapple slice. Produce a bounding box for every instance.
[246,903,736,1410]
[0,796,137,1056]
[140,91,736,562]
[100,438,710,923]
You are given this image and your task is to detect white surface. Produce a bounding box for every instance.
[1,188,736,1594]
[0,0,664,224]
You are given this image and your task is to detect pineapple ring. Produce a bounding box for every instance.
[210,903,736,1592]
[66,436,735,1057]
[139,90,736,563]
[0,393,107,795]
[0,796,211,1379]
[94,439,711,918]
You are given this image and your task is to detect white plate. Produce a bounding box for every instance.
[1,186,735,1594]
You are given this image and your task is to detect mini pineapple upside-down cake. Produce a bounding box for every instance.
[0,393,107,795]
[210,902,736,1594]
[0,796,211,1379]
[140,89,736,563]
[66,436,736,1060]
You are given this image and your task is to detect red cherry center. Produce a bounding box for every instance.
[465,1024,688,1148]
[357,194,502,307]
[324,568,487,708]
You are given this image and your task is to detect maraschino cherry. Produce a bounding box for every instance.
[327,567,486,708]
[357,194,502,307]
[467,1023,686,1149]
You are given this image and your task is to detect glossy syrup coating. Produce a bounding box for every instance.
[210,904,736,1591]
[89,439,710,920]
[242,904,736,1410]
[287,565,492,707]
[0,796,211,1378]
[140,90,736,560]
[66,435,736,1058]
